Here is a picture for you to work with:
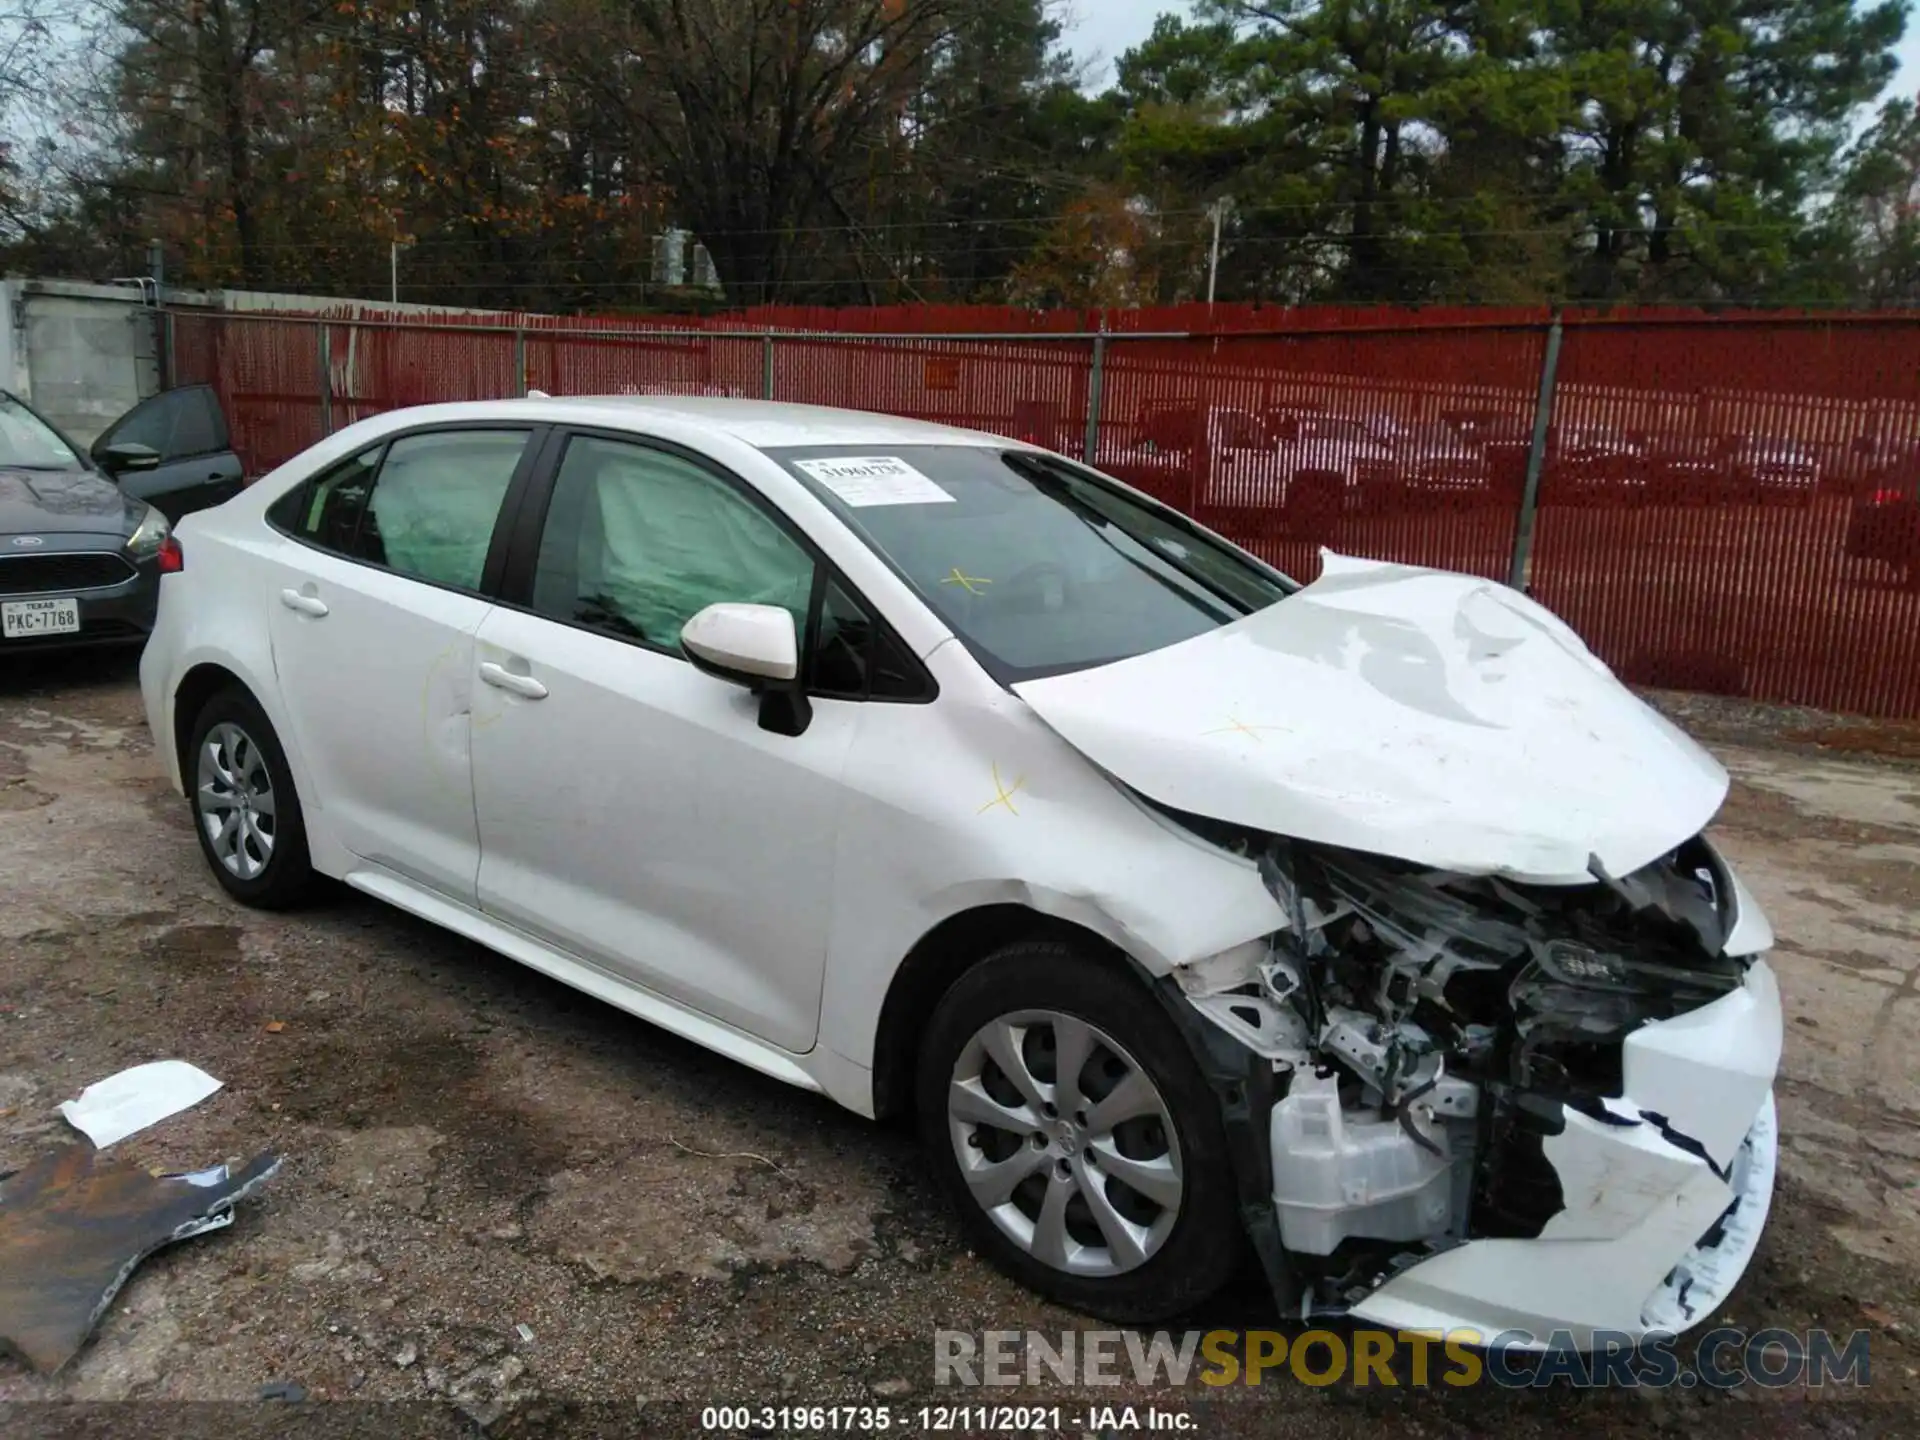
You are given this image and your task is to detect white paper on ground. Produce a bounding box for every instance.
[792,455,955,507]
[56,1061,224,1148]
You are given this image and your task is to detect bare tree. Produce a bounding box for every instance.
[551,0,962,302]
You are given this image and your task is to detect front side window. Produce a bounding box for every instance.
[95,387,226,462]
[773,445,1293,683]
[530,436,815,652]
[168,388,226,458]
[812,578,929,701]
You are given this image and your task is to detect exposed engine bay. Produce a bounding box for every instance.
[1169,817,1755,1310]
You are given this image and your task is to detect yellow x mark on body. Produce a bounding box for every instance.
[978,761,1027,816]
[1204,716,1289,743]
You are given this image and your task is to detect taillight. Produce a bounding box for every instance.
[157,536,184,573]
[1870,487,1908,505]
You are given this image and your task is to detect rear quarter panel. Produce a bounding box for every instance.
[140,489,354,876]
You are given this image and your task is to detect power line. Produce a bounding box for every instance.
[158,209,1837,267]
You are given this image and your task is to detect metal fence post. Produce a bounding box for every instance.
[159,309,175,392]
[762,334,776,400]
[1083,332,1107,464]
[1507,312,1564,592]
[317,323,334,437]
[514,327,528,397]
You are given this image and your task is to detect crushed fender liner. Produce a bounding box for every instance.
[1152,976,1301,1313]
[1166,828,1782,1345]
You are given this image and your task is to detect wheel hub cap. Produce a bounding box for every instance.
[946,1009,1183,1278]
[195,721,276,881]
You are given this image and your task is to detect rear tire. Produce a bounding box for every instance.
[915,941,1243,1322]
[185,687,316,910]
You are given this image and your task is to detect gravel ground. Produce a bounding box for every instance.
[0,652,1915,1438]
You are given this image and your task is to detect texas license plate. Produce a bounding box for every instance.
[1,597,81,638]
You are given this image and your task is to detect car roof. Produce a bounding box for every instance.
[507,396,1016,452]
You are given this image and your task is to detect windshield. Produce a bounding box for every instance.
[0,395,83,469]
[1392,422,1465,448]
[772,445,1293,682]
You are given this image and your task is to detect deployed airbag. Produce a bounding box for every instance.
[571,438,814,645]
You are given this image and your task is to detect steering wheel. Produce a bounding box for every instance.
[997,561,1073,614]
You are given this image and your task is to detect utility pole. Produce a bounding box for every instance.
[390,241,401,305]
[1206,198,1231,305]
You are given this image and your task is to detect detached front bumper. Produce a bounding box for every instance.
[1339,960,1783,1348]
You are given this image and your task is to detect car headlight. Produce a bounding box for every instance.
[126,505,170,560]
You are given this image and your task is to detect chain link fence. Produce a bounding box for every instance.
[165,304,1920,720]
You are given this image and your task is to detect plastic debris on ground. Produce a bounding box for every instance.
[55,1060,223,1148]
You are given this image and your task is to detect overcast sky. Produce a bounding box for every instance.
[1060,0,1920,100]
[1062,0,1188,87]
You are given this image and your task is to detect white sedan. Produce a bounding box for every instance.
[140,398,1781,1341]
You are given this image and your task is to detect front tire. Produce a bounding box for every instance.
[185,687,316,909]
[915,941,1243,1322]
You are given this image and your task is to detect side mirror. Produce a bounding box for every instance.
[95,441,161,476]
[681,603,811,737]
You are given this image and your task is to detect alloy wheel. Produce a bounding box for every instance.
[946,1009,1183,1277]
[196,721,276,880]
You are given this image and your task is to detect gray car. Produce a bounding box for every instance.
[0,387,240,653]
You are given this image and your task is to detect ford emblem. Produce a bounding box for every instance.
[9,536,44,547]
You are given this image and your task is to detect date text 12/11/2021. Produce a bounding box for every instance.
[701,1405,1197,1432]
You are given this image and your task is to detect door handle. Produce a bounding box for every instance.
[279,588,329,617]
[479,661,548,700]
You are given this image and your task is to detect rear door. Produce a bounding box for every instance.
[94,385,244,519]
[260,424,541,903]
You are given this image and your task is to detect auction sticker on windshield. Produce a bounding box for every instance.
[2,597,81,638]
[793,455,955,507]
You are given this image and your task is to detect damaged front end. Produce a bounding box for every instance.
[1168,822,1782,1347]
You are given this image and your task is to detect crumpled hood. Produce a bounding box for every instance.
[1013,552,1728,882]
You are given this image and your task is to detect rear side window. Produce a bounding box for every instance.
[362,431,530,590]
[269,447,382,551]
[268,428,531,593]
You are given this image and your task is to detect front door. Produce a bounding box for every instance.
[263,427,536,902]
[95,385,245,520]
[469,433,859,1052]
